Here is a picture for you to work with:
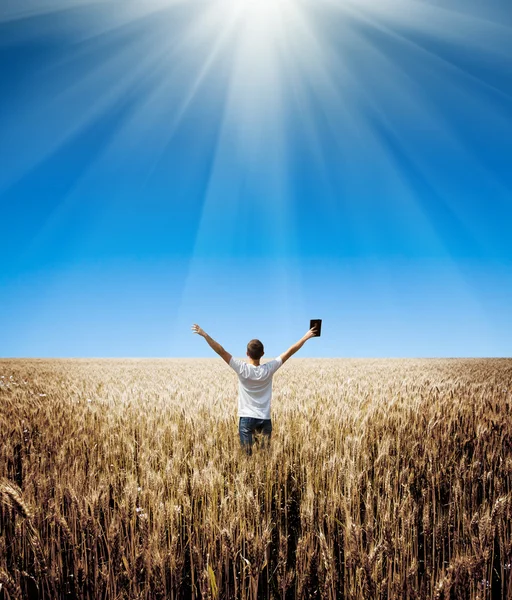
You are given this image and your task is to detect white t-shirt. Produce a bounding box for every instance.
[229,356,283,419]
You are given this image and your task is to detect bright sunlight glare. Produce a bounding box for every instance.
[206,0,307,158]
[230,0,293,39]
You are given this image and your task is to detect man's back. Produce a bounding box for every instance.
[229,357,283,419]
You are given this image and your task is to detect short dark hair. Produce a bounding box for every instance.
[247,339,264,360]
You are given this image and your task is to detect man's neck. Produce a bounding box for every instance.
[248,360,260,366]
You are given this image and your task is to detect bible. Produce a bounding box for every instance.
[310,319,322,337]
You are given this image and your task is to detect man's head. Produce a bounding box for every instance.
[247,339,264,360]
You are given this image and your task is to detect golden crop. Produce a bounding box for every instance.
[0,358,511,599]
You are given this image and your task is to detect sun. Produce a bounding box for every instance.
[236,0,289,19]
[229,0,294,42]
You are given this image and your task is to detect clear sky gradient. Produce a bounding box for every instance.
[1,0,511,358]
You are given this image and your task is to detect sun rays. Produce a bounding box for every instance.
[2,0,509,198]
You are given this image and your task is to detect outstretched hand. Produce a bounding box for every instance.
[191,324,206,337]
[304,327,318,340]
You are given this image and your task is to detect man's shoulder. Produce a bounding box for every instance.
[229,357,249,377]
[263,356,283,374]
[230,356,245,365]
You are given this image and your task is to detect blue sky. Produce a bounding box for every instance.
[1,0,511,358]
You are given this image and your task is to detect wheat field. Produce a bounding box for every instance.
[0,358,511,600]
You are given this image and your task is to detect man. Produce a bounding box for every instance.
[191,324,317,454]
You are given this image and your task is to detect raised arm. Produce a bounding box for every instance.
[279,327,317,365]
[191,324,232,365]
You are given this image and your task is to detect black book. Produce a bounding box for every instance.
[310,319,322,337]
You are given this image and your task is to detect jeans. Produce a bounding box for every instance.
[239,417,272,455]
